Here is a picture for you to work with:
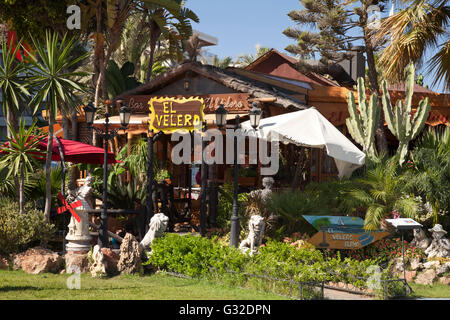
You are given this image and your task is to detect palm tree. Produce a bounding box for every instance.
[139,0,199,82]
[350,157,420,230]
[236,45,271,67]
[211,55,233,69]
[372,0,450,91]
[26,31,89,221]
[0,37,30,140]
[0,119,45,214]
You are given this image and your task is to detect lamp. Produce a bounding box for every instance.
[184,71,191,91]
[119,103,131,127]
[249,102,262,129]
[84,102,97,126]
[214,103,228,129]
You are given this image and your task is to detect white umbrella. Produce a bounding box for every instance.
[240,108,366,178]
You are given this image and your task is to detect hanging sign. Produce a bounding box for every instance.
[303,215,390,250]
[148,96,205,133]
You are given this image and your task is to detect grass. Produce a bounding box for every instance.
[408,282,450,299]
[0,270,289,300]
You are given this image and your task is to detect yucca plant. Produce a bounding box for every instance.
[0,119,45,214]
[351,157,420,231]
[26,31,88,221]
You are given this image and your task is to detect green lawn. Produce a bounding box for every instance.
[408,283,450,299]
[0,270,289,300]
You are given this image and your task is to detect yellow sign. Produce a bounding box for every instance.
[148,96,205,133]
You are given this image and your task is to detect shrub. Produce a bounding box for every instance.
[147,233,249,277]
[0,198,55,258]
[216,183,248,230]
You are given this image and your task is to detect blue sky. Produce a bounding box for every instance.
[187,0,446,92]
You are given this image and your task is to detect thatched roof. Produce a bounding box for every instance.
[115,61,309,110]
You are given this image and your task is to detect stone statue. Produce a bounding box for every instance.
[140,213,169,250]
[239,215,265,256]
[249,177,274,202]
[411,228,432,250]
[425,224,450,258]
[89,244,106,277]
[65,174,94,253]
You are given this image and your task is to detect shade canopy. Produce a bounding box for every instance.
[1,136,119,165]
[40,137,119,164]
[240,108,366,178]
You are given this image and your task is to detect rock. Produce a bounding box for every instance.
[415,269,437,285]
[117,233,143,275]
[13,247,63,274]
[391,258,404,276]
[423,261,440,269]
[0,255,9,270]
[405,270,417,282]
[65,252,91,273]
[439,276,450,285]
[436,263,450,276]
[101,247,120,275]
[410,258,423,271]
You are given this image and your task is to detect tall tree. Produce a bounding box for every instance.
[137,0,199,82]
[283,0,389,154]
[27,31,88,221]
[236,44,271,67]
[371,0,449,91]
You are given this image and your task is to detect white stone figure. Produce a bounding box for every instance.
[249,177,274,202]
[411,228,431,250]
[239,215,265,256]
[89,244,106,277]
[65,174,94,253]
[425,224,450,258]
[140,213,169,250]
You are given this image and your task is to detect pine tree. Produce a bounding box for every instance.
[283,0,389,154]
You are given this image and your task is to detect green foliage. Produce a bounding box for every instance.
[105,60,142,99]
[155,169,171,181]
[405,126,450,225]
[216,183,248,230]
[381,62,431,165]
[27,167,63,209]
[350,157,420,230]
[346,77,380,159]
[147,233,249,277]
[0,198,55,258]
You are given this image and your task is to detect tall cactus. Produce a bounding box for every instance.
[381,63,431,165]
[346,77,380,159]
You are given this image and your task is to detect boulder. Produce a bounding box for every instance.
[439,276,450,286]
[101,247,120,275]
[117,233,143,275]
[415,269,437,285]
[65,252,91,273]
[405,270,417,282]
[13,247,63,274]
[436,262,450,276]
[423,260,440,269]
[391,258,404,276]
[410,258,423,271]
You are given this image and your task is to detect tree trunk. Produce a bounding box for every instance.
[19,164,24,214]
[361,2,388,155]
[146,22,161,83]
[62,111,69,139]
[94,0,105,107]
[44,112,55,222]
[70,108,78,141]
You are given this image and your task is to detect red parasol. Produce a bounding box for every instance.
[1,136,119,164]
[39,136,119,164]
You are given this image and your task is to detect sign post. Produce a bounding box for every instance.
[385,218,422,295]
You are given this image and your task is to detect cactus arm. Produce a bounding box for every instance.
[410,97,431,140]
[366,94,377,147]
[346,91,365,146]
[357,78,368,126]
[381,80,396,136]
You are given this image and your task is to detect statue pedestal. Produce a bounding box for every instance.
[65,209,91,254]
